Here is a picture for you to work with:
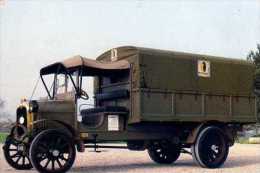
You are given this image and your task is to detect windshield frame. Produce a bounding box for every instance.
[40,64,78,100]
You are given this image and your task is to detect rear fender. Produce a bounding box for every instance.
[186,122,237,146]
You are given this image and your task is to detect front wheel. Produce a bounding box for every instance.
[148,141,181,164]
[29,129,76,173]
[191,126,229,168]
[3,135,33,170]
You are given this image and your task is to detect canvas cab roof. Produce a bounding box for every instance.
[40,55,130,76]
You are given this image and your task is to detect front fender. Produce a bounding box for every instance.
[9,124,28,142]
[31,119,76,138]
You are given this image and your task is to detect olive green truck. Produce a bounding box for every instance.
[3,46,259,173]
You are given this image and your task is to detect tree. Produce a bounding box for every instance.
[247,44,260,134]
[247,44,260,74]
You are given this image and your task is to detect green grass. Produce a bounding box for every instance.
[0,133,8,143]
[236,136,260,144]
[236,137,250,144]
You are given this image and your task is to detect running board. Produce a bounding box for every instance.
[84,144,128,149]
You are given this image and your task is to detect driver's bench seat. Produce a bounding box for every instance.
[80,89,129,127]
[80,106,128,127]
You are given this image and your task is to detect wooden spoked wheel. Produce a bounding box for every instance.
[29,129,76,173]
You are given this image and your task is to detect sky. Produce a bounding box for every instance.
[0,0,260,118]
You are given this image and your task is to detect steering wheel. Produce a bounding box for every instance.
[79,89,89,100]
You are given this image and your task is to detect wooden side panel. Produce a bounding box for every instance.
[137,90,257,123]
[205,95,229,116]
[175,94,202,116]
[141,92,172,116]
[128,90,142,123]
[232,97,255,118]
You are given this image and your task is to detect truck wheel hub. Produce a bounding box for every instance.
[17,144,24,152]
[211,145,219,153]
[52,150,60,157]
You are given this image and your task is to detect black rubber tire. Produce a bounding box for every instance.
[148,141,181,164]
[191,126,229,168]
[3,135,33,170]
[29,129,76,173]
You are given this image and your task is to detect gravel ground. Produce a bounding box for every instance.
[0,144,260,173]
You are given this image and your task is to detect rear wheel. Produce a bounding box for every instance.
[191,126,229,168]
[3,135,32,170]
[29,129,76,173]
[148,141,181,164]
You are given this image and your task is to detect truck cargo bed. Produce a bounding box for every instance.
[96,46,259,124]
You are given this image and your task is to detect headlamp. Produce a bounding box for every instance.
[19,116,25,124]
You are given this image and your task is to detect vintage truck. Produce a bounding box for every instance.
[3,46,259,173]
